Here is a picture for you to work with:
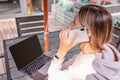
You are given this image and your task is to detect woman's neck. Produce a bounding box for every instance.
[80,43,100,54]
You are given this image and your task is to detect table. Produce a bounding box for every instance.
[3,31,80,80]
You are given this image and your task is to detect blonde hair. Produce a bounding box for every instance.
[79,5,113,50]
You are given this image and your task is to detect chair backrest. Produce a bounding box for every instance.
[16,15,44,37]
[111,27,120,52]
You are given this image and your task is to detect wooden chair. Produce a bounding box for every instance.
[0,53,6,79]
[16,15,44,37]
[111,27,120,52]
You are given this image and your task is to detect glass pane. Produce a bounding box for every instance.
[33,0,43,12]
[27,0,54,15]
[27,0,43,14]
[0,0,21,15]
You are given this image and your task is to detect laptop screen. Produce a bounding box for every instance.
[9,35,43,70]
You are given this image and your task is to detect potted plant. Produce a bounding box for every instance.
[57,0,77,12]
[113,17,120,36]
[80,0,90,5]
[113,17,120,29]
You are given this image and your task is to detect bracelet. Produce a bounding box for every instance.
[55,55,60,59]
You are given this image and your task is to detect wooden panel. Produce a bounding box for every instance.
[18,22,44,28]
[118,45,120,52]
[114,27,120,35]
[20,28,44,34]
[48,31,60,38]
[111,27,120,49]
[7,52,13,60]
[9,59,16,68]
[52,4,76,26]
[74,3,120,14]
[10,68,25,79]
[38,36,59,46]
[16,15,44,23]
[16,15,44,37]
[105,4,120,14]
[38,31,60,40]
[112,35,119,43]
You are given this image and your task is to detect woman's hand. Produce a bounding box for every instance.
[57,29,79,58]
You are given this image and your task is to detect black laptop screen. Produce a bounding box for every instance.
[9,35,43,70]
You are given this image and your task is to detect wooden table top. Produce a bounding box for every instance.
[3,31,80,80]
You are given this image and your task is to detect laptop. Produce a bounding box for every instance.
[9,35,52,80]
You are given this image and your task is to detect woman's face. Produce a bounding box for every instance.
[70,14,82,29]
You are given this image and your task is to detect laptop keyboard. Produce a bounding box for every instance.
[22,55,52,75]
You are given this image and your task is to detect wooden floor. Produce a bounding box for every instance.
[0,15,66,75]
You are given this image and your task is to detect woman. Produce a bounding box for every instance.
[48,5,120,80]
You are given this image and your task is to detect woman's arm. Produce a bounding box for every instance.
[48,55,78,80]
[48,29,79,80]
[47,52,96,80]
[62,54,78,70]
[47,56,69,80]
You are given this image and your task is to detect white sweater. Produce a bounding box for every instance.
[48,52,96,80]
